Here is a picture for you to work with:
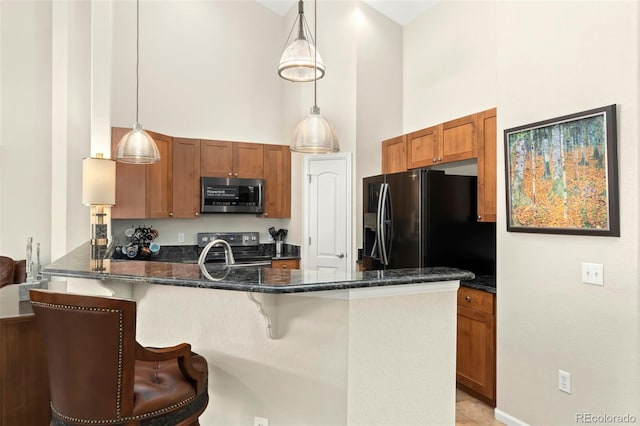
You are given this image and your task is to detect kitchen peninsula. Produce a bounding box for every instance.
[43,242,474,426]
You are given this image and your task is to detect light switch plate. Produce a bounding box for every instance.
[582,262,604,285]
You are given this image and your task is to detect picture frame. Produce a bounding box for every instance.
[504,104,619,236]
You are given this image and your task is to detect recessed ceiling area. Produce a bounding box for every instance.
[256,0,437,26]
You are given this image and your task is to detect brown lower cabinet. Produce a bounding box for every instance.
[0,314,50,426]
[456,286,496,407]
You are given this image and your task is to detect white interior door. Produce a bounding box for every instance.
[304,154,352,272]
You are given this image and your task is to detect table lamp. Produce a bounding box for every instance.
[82,154,116,270]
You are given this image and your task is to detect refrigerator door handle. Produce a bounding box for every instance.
[385,183,393,263]
[379,183,389,265]
[373,183,384,261]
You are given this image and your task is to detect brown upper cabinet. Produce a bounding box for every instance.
[111,127,173,219]
[381,135,407,174]
[172,138,201,218]
[441,113,477,162]
[476,108,497,222]
[407,125,441,169]
[263,144,291,218]
[407,113,477,169]
[381,108,497,223]
[201,140,264,178]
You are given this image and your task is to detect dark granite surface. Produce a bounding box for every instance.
[112,243,300,263]
[460,275,496,294]
[42,242,474,294]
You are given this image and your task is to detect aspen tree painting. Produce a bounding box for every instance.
[504,105,619,236]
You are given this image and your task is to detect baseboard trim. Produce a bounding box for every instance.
[495,408,530,426]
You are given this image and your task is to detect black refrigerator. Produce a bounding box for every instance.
[362,169,495,274]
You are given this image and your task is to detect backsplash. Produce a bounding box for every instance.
[113,216,291,246]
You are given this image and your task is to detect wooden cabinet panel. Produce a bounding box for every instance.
[382,135,407,174]
[442,113,477,162]
[111,128,173,219]
[173,138,201,218]
[201,141,264,179]
[407,125,441,169]
[477,108,497,222]
[271,259,299,269]
[263,145,291,218]
[456,287,495,407]
[458,286,494,315]
[146,131,173,218]
[233,143,264,178]
[201,140,233,177]
[0,315,51,426]
[111,127,147,219]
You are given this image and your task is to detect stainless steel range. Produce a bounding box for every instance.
[196,232,272,265]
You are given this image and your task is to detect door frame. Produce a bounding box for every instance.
[303,152,353,271]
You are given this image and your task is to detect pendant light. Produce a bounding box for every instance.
[114,0,160,164]
[290,0,339,154]
[278,0,325,82]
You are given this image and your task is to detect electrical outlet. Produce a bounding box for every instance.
[559,370,571,393]
[582,262,604,285]
[178,233,185,243]
[254,417,269,426]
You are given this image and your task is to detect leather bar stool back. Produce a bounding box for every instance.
[30,289,209,426]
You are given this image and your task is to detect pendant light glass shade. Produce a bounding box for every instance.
[114,0,160,164]
[278,0,325,82]
[115,122,161,164]
[291,106,339,154]
[278,39,325,82]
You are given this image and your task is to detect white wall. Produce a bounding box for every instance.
[0,0,54,262]
[403,0,496,132]
[404,1,640,423]
[355,2,403,257]
[495,2,639,423]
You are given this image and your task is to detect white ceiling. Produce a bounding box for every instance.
[256,0,437,26]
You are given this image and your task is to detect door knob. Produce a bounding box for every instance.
[336,253,345,258]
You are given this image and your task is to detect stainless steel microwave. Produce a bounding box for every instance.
[201,177,264,214]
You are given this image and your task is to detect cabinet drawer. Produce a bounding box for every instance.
[458,287,494,315]
[271,259,299,269]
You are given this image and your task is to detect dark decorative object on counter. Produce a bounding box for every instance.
[114,226,160,260]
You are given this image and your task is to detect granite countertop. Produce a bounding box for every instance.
[42,242,474,295]
[460,275,496,294]
[111,242,301,263]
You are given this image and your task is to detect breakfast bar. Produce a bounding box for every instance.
[43,242,474,426]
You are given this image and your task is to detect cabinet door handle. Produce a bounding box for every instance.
[234,173,238,177]
[195,212,200,216]
[169,212,173,217]
[432,157,437,162]
[282,265,287,269]
[465,296,471,302]
[477,215,482,220]
[228,172,232,176]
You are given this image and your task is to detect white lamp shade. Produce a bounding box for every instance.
[82,157,116,206]
[278,39,325,82]
[290,106,339,154]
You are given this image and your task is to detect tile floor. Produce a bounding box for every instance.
[456,389,504,426]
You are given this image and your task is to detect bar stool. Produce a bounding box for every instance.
[30,289,209,426]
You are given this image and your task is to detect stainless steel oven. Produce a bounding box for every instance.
[201,177,264,214]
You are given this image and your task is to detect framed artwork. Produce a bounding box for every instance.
[504,104,619,236]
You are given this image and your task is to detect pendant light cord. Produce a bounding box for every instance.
[313,0,318,108]
[136,0,140,123]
